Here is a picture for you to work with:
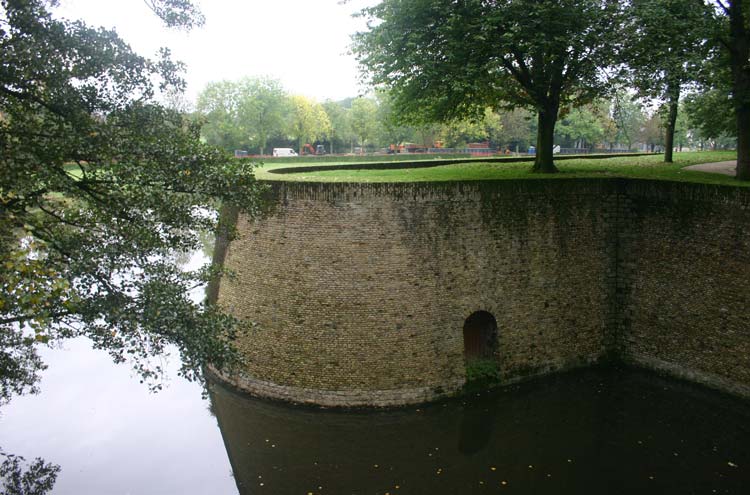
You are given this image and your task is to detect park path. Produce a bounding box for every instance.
[682,160,737,176]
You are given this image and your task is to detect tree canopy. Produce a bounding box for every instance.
[353,0,622,172]
[286,95,331,152]
[0,0,264,404]
[621,0,714,162]
[196,76,288,155]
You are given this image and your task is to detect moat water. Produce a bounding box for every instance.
[1,245,748,493]
[3,344,749,494]
[209,366,750,495]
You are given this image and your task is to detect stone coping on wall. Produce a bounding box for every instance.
[207,365,465,408]
[626,354,750,399]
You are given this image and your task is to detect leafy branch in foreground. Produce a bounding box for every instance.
[0,0,265,404]
[0,449,60,495]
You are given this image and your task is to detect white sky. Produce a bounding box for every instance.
[53,0,375,105]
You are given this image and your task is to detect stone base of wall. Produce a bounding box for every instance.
[208,365,465,408]
[208,353,611,408]
[501,354,611,386]
[624,353,750,400]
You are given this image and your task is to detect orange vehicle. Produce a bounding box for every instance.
[302,143,327,155]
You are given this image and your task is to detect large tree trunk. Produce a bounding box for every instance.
[663,83,680,163]
[532,104,559,173]
[730,0,750,180]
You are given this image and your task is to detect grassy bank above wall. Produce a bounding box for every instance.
[252,151,741,186]
[259,152,471,165]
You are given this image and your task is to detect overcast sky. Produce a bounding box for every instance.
[54,0,375,105]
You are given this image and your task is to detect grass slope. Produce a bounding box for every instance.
[253,151,742,186]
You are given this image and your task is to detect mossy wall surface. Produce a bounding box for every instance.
[216,180,620,406]
[617,181,750,397]
[214,178,750,406]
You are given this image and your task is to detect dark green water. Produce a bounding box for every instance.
[209,366,750,495]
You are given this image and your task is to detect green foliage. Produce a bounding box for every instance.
[143,0,205,29]
[196,80,246,151]
[621,0,716,161]
[440,109,504,148]
[237,77,288,155]
[196,76,288,154]
[0,0,265,403]
[465,358,501,384]
[495,108,536,151]
[322,99,354,153]
[350,97,379,149]
[0,449,60,495]
[556,106,606,150]
[622,0,714,100]
[287,95,332,151]
[353,0,622,171]
[612,91,647,150]
[684,52,736,141]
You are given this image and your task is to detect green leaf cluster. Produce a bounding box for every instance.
[465,358,501,384]
[0,0,265,403]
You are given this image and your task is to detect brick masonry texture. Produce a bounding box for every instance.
[215,178,750,407]
[617,180,750,397]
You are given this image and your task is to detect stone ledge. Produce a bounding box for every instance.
[624,353,750,400]
[207,365,465,408]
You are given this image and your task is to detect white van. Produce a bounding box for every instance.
[272,148,298,157]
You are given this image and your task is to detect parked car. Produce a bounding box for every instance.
[273,148,298,157]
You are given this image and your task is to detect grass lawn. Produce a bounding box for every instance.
[252,151,743,186]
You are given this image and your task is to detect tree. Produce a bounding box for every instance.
[711,0,750,179]
[374,90,414,149]
[236,77,288,156]
[556,106,605,150]
[354,0,622,173]
[1,449,59,495]
[0,0,264,405]
[286,95,331,153]
[621,0,714,162]
[322,99,353,154]
[641,113,665,151]
[495,108,536,152]
[612,91,646,151]
[350,97,379,151]
[196,80,245,151]
[197,77,289,155]
[440,109,504,148]
[684,87,736,142]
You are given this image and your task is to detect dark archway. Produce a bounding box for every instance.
[463,310,498,360]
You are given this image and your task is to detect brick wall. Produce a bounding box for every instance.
[618,180,750,397]
[215,179,620,406]
[214,178,750,406]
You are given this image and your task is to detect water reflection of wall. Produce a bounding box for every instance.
[209,368,750,495]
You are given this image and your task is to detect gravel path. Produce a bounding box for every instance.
[682,160,737,176]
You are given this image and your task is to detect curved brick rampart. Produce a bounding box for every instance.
[214,178,750,407]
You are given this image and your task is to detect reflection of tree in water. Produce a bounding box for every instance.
[198,230,216,261]
[0,449,59,495]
